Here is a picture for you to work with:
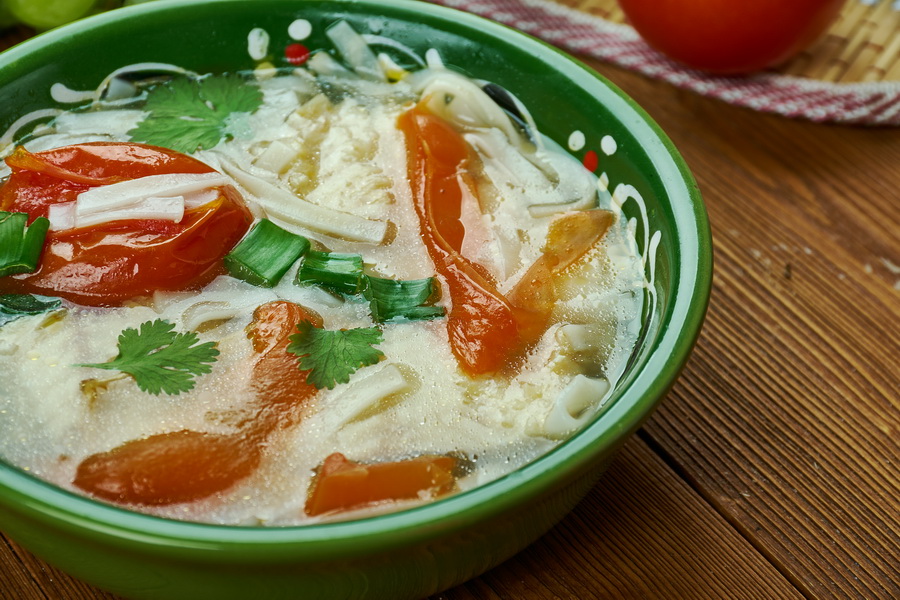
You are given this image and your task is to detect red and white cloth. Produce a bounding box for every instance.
[428,0,900,126]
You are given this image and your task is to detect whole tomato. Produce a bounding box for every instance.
[617,0,846,74]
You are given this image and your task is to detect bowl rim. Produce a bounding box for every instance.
[0,0,712,557]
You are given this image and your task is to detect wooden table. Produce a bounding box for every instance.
[2,16,898,600]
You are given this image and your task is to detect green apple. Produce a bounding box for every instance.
[6,0,98,30]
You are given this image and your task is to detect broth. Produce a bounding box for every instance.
[0,20,648,525]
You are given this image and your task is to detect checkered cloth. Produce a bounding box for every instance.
[428,0,900,126]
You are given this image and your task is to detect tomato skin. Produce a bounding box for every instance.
[246,300,322,427]
[399,106,525,376]
[399,108,616,375]
[74,301,321,506]
[507,209,614,344]
[617,0,845,73]
[0,143,252,306]
[304,452,458,517]
[73,429,266,507]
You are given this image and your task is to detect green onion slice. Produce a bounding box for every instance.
[0,211,49,278]
[293,249,446,322]
[296,251,366,295]
[0,293,62,328]
[223,219,310,287]
[366,276,445,323]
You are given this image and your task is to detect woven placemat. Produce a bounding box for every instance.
[429,0,900,125]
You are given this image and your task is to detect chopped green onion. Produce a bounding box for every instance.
[223,219,310,287]
[0,293,61,314]
[0,211,49,278]
[0,293,62,328]
[365,276,445,323]
[296,251,366,295]
[292,249,446,322]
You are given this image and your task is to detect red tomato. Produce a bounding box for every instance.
[617,0,845,73]
[304,452,458,516]
[74,301,321,506]
[398,105,526,376]
[0,142,252,306]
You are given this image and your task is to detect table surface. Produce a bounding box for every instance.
[1,10,898,600]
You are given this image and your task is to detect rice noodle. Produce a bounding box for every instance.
[327,20,385,81]
[218,157,390,244]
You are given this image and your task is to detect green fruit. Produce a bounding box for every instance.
[0,1,18,29]
[6,0,97,30]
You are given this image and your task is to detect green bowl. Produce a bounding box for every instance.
[0,1,712,598]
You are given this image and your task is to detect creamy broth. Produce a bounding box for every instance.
[0,22,648,525]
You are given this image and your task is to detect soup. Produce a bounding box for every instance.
[0,20,649,525]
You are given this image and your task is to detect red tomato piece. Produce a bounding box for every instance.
[0,142,252,306]
[305,452,458,516]
[399,107,616,376]
[399,106,529,376]
[246,300,322,429]
[617,0,845,74]
[72,429,266,507]
[507,209,615,345]
[74,301,321,506]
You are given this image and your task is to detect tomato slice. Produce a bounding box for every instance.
[74,301,320,506]
[507,209,615,343]
[0,143,252,306]
[246,300,322,429]
[305,452,458,516]
[399,107,615,375]
[71,429,267,507]
[399,106,527,376]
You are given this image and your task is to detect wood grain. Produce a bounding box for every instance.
[587,62,900,600]
[437,437,804,600]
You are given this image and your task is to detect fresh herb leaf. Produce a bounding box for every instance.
[0,293,62,328]
[287,321,384,390]
[128,74,263,154]
[77,319,219,396]
[0,211,49,277]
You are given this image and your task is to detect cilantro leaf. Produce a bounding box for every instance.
[128,74,263,154]
[77,319,219,396]
[287,322,384,390]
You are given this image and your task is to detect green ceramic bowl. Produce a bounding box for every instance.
[0,1,712,598]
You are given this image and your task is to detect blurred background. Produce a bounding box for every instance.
[0,0,159,33]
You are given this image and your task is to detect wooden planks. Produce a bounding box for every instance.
[587,61,900,599]
[1,537,118,599]
[437,437,805,600]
